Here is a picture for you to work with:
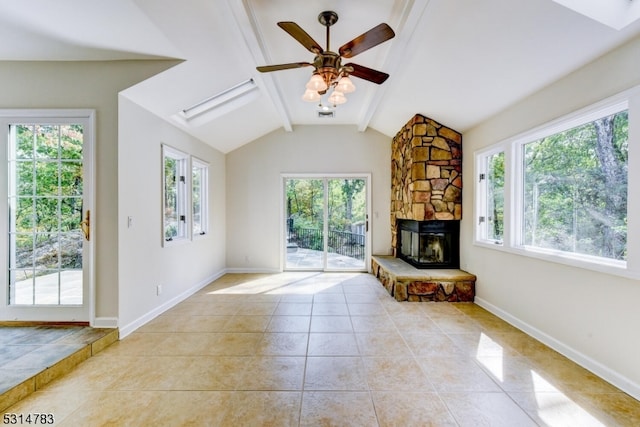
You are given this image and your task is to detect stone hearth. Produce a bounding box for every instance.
[372,255,475,302]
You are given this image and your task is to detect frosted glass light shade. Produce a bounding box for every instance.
[306,74,328,92]
[336,76,356,93]
[328,90,347,105]
[302,89,321,102]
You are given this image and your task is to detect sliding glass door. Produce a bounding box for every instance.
[284,175,369,271]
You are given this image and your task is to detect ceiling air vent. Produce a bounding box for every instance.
[317,110,335,119]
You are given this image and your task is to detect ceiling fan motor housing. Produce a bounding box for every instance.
[315,52,342,92]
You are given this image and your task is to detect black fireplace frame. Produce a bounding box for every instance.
[397,220,460,269]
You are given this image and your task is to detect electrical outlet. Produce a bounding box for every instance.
[156,285,162,296]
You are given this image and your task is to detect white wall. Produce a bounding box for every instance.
[117,97,226,335]
[225,125,391,271]
[0,60,177,323]
[462,35,640,399]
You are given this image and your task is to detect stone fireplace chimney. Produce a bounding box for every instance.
[372,113,474,301]
[391,114,462,256]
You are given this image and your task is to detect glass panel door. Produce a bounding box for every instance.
[284,176,368,271]
[1,113,93,322]
[285,178,325,270]
[327,178,366,270]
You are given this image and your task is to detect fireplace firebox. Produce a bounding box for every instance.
[397,220,460,269]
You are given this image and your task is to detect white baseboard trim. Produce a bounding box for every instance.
[475,296,640,401]
[92,317,118,329]
[225,267,281,274]
[119,269,227,339]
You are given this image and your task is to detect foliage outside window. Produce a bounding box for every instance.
[522,109,628,261]
[8,124,84,303]
[285,179,325,250]
[475,97,630,271]
[163,145,188,243]
[285,178,366,236]
[285,177,367,262]
[477,150,505,243]
[192,158,209,237]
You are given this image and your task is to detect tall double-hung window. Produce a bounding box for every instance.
[477,150,505,244]
[163,145,188,242]
[475,94,630,271]
[192,158,209,237]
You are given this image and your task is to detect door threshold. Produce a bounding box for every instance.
[0,320,90,327]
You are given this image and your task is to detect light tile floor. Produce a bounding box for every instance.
[5,272,640,426]
[0,326,88,395]
[0,326,118,412]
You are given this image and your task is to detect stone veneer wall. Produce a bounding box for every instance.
[391,114,462,255]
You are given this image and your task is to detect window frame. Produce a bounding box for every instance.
[191,157,209,239]
[474,87,640,279]
[475,147,506,245]
[162,144,189,246]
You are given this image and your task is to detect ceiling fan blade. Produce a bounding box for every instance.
[344,63,389,84]
[256,62,313,73]
[277,22,324,54]
[339,23,395,58]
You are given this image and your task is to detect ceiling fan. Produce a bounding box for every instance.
[256,11,395,106]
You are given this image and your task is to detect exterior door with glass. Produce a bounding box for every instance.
[284,175,370,271]
[0,111,94,322]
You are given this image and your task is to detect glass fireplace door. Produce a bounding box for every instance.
[397,219,460,269]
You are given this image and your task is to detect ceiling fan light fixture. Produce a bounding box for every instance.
[306,73,328,92]
[328,90,347,106]
[302,89,321,102]
[336,76,356,93]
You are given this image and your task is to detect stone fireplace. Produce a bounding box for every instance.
[391,114,462,258]
[372,113,475,301]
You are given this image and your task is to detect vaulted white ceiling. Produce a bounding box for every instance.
[2,0,640,153]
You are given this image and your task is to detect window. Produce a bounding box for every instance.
[520,108,628,261]
[162,145,188,243]
[192,158,209,237]
[477,150,505,244]
[162,146,210,245]
[475,92,632,273]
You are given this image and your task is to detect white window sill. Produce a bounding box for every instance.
[473,239,638,280]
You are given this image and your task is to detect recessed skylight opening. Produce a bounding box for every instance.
[181,78,258,119]
[172,78,259,128]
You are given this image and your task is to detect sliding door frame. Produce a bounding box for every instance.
[281,173,372,272]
